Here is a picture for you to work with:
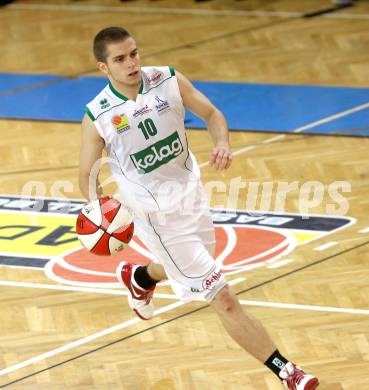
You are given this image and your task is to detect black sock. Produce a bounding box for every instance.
[133,266,157,289]
[264,350,289,378]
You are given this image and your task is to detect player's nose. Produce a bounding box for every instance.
[127,57,136,68]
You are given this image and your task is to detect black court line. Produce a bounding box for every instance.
[1,238,368,388]
[191,127,369,139]
[0,3,356,100]
[303,3,353,18]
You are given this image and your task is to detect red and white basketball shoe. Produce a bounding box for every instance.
[279,362,319,390]
[116,262,156,320]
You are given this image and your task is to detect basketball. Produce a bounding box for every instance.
[76,196,134,256]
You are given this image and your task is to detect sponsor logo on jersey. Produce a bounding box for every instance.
[100,98,110,109]
[130,131,184,174]
[0,195,355,291]
[133,105,152,118]
[155,96,170,115]
[112,114,130,134]
[147,71,163,85]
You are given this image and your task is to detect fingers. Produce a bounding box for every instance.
[209,148,233,170]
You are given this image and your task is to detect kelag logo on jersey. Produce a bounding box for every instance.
[0,195,355,288]
[130,131,184,174]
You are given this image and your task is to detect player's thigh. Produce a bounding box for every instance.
[137,210,225,301]
[197,208,216,258]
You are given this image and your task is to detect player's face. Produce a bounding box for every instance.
[100,37,141,86]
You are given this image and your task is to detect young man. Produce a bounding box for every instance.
[79,27,319,390]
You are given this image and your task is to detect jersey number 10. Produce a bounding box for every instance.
[138,118,158,140]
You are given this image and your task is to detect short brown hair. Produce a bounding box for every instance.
[93,27,131,62]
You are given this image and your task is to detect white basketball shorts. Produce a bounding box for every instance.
[133,199,227,302]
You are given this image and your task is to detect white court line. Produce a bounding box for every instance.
[359,227,369,233]
[0,300,185,377]
[239,299,369,316]
[0,280,178,300]
[232,145,257,157]
[314,241,338,251]
[10,4,369,21]
[0,264,44,271]
[292,101,369,134]
[262,134,286,144]
[267,259,294,269]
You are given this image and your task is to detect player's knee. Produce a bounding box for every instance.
[211,285,238,313]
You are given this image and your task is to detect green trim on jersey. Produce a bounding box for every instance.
[109,81,129,101]
[138,79,144,94]
[84,107,96,121]
[108,67,172,100]
[95,101,128,120]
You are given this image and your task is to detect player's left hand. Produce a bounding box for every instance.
[209,144,233,170]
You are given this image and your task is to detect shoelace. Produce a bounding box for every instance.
[145,289,154,304]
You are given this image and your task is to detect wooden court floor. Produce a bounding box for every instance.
[0,1,369,389]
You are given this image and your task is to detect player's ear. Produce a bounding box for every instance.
[97,61,108,75]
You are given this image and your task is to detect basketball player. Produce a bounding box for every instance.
[79,27,319,390]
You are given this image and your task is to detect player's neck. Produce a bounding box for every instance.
[109,79,141,102]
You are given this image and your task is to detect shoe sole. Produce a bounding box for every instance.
[133,308,150,321]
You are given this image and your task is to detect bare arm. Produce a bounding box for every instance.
[176,70,232,170]
[79,114,105,201]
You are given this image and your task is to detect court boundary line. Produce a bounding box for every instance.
[0,278,242,381]
[1,280,367,315]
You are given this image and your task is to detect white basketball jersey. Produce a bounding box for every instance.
[85,66,201,214]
